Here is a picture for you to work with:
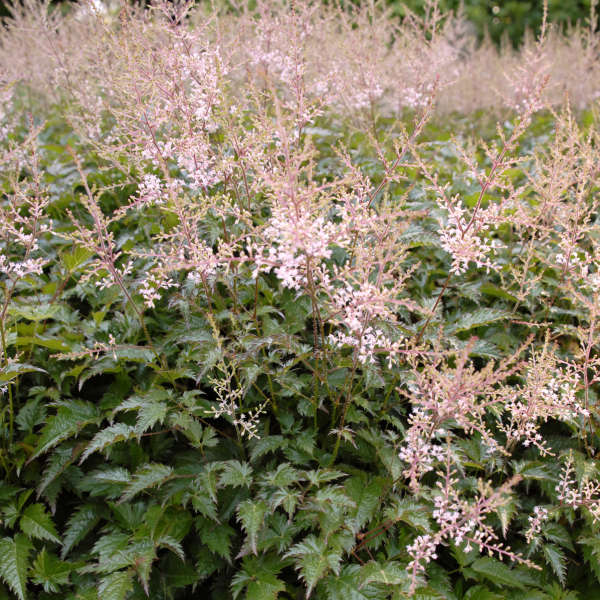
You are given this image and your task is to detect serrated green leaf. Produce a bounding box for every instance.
[198,519,235,561]
[345,477,383,531]
[468,558,537,590]
[62,245,93,272]
[118,463,173,503]
[449,308,511,334]
[463,585,504,600]
[36,444,74,501]
[113,345,156,363]
[324,564,381,600]
[98,570,133,600]
[113,391,169,434]
[8,304,60,322]
[543,523,574,553]
[543,544,566,587]
[479,283,518,303]
[20,503,60,544]
[30,549,72,593]
[384,499,430,532]
[219,461,253,488]
[0,362,47,383]
[237,500,268,555]
[80,423,137,463]
[61,504,103,559]
[249,435,287,462]
[156,535,185,562]
[92,532,130,569]
[132,544,156,596]
[361,561,410,586]
[161,554,199,589]
[31,401,100,460]
[512,461,554,482]
[231,555,286,600]
[0,534,32,600]
[14,335,70,352]
[286,535,342,598]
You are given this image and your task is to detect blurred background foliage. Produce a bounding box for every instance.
[387,0,595,46]
[0,0,596,46]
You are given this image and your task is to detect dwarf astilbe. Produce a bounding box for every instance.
[502,341,588,454]
[1,1,600,599]
[406,449,533,594]
[0,116,53,457]
[398,340,527,490]
[556,453,600,525]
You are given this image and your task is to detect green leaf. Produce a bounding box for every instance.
[118,463,173,503]
[511,461,554,482]
[361,561,410,586]
[543,544,566,587]
[449,308,511,334]
[231,555,286,600]
[324,564,381,600]
[98,570,134,600]
[479,283,518,303]
[345,477,384,531]
[544,523,574,553]
[36,445,73,502]
[219,461,253,488]
[61,245,93,272]
[30,549,72,593]
[0,362,47,383]
[20,503,60,544]
[15,397,47,433]
[113,391,169,434]
[0,535,32,600]
[161,555,199,589]
[8,304,60,322]
[384,499,430,532]
[91,532,130,571]
[463,585,504,600]
[31,401,100,460]
[14,335,70,352]
[113,346,156,363]
[467,558,537,590]
[249,435,287,462]
[61,504,103,559]
[80,423,137,463]
[155,535,185,562]
[197,518,235,561]
[286,535,342,598]
[237,500,268,555]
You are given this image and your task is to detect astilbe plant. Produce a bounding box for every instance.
[0,1,599,599]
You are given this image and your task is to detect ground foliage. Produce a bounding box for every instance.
[0,2,600,600]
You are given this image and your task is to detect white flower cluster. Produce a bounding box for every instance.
[406,469,521,593]
[556,455,600,524]
[437,195,501,275]
[137,174,164,207]
[502,363,587,453]
[207,360,266,440]
[253,204,345,290]
[176,139,221,190]
[398,407,446,488]
[0,254,45,279]
[95,260,134,292]
[327,282,402,366]
[138,271,178,309]
[525,506,549,543]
